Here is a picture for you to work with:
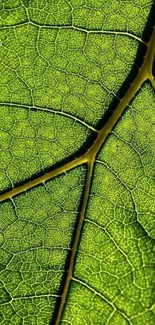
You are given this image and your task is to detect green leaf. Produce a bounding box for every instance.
[0,1,155,324]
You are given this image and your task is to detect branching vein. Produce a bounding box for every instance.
[0,102,98,133]
[0,12,155,325]
[0,21,145,43]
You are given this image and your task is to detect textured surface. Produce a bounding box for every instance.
[0,1,155,324]
[0,167,85,324]
[0,24,138,125]
[0,106,89,190]
[65,86,155,324]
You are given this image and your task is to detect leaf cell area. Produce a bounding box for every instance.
[0,1,155,325]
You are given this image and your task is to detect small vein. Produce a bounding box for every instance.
[96,159,132,192]
[13,294,60,299]
[112,131,145,175]
[0,21,145,43]
[95,159,149,252]
[72,276,115,308]
[72,277,131,324]
[85,218,134,272]
[0,102,98,133]
[0,293,60,306]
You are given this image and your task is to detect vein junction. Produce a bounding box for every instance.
[0,22,155,325]
[1,27,155,203]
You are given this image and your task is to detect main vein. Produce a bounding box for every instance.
[53,26,155,324]
[55,161,94,325]
[1,28,155,203]
[0,22,155,325]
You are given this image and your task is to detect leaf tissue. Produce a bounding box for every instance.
[0,1,155,324]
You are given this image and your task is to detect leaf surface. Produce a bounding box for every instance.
[0,1,155,324]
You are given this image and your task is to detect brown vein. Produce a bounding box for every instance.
[53,26,155,325]
[55,161,94,325]
[0,28,155,203]
[0,21,155,325]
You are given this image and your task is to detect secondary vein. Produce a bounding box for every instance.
[0,102,98,133]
